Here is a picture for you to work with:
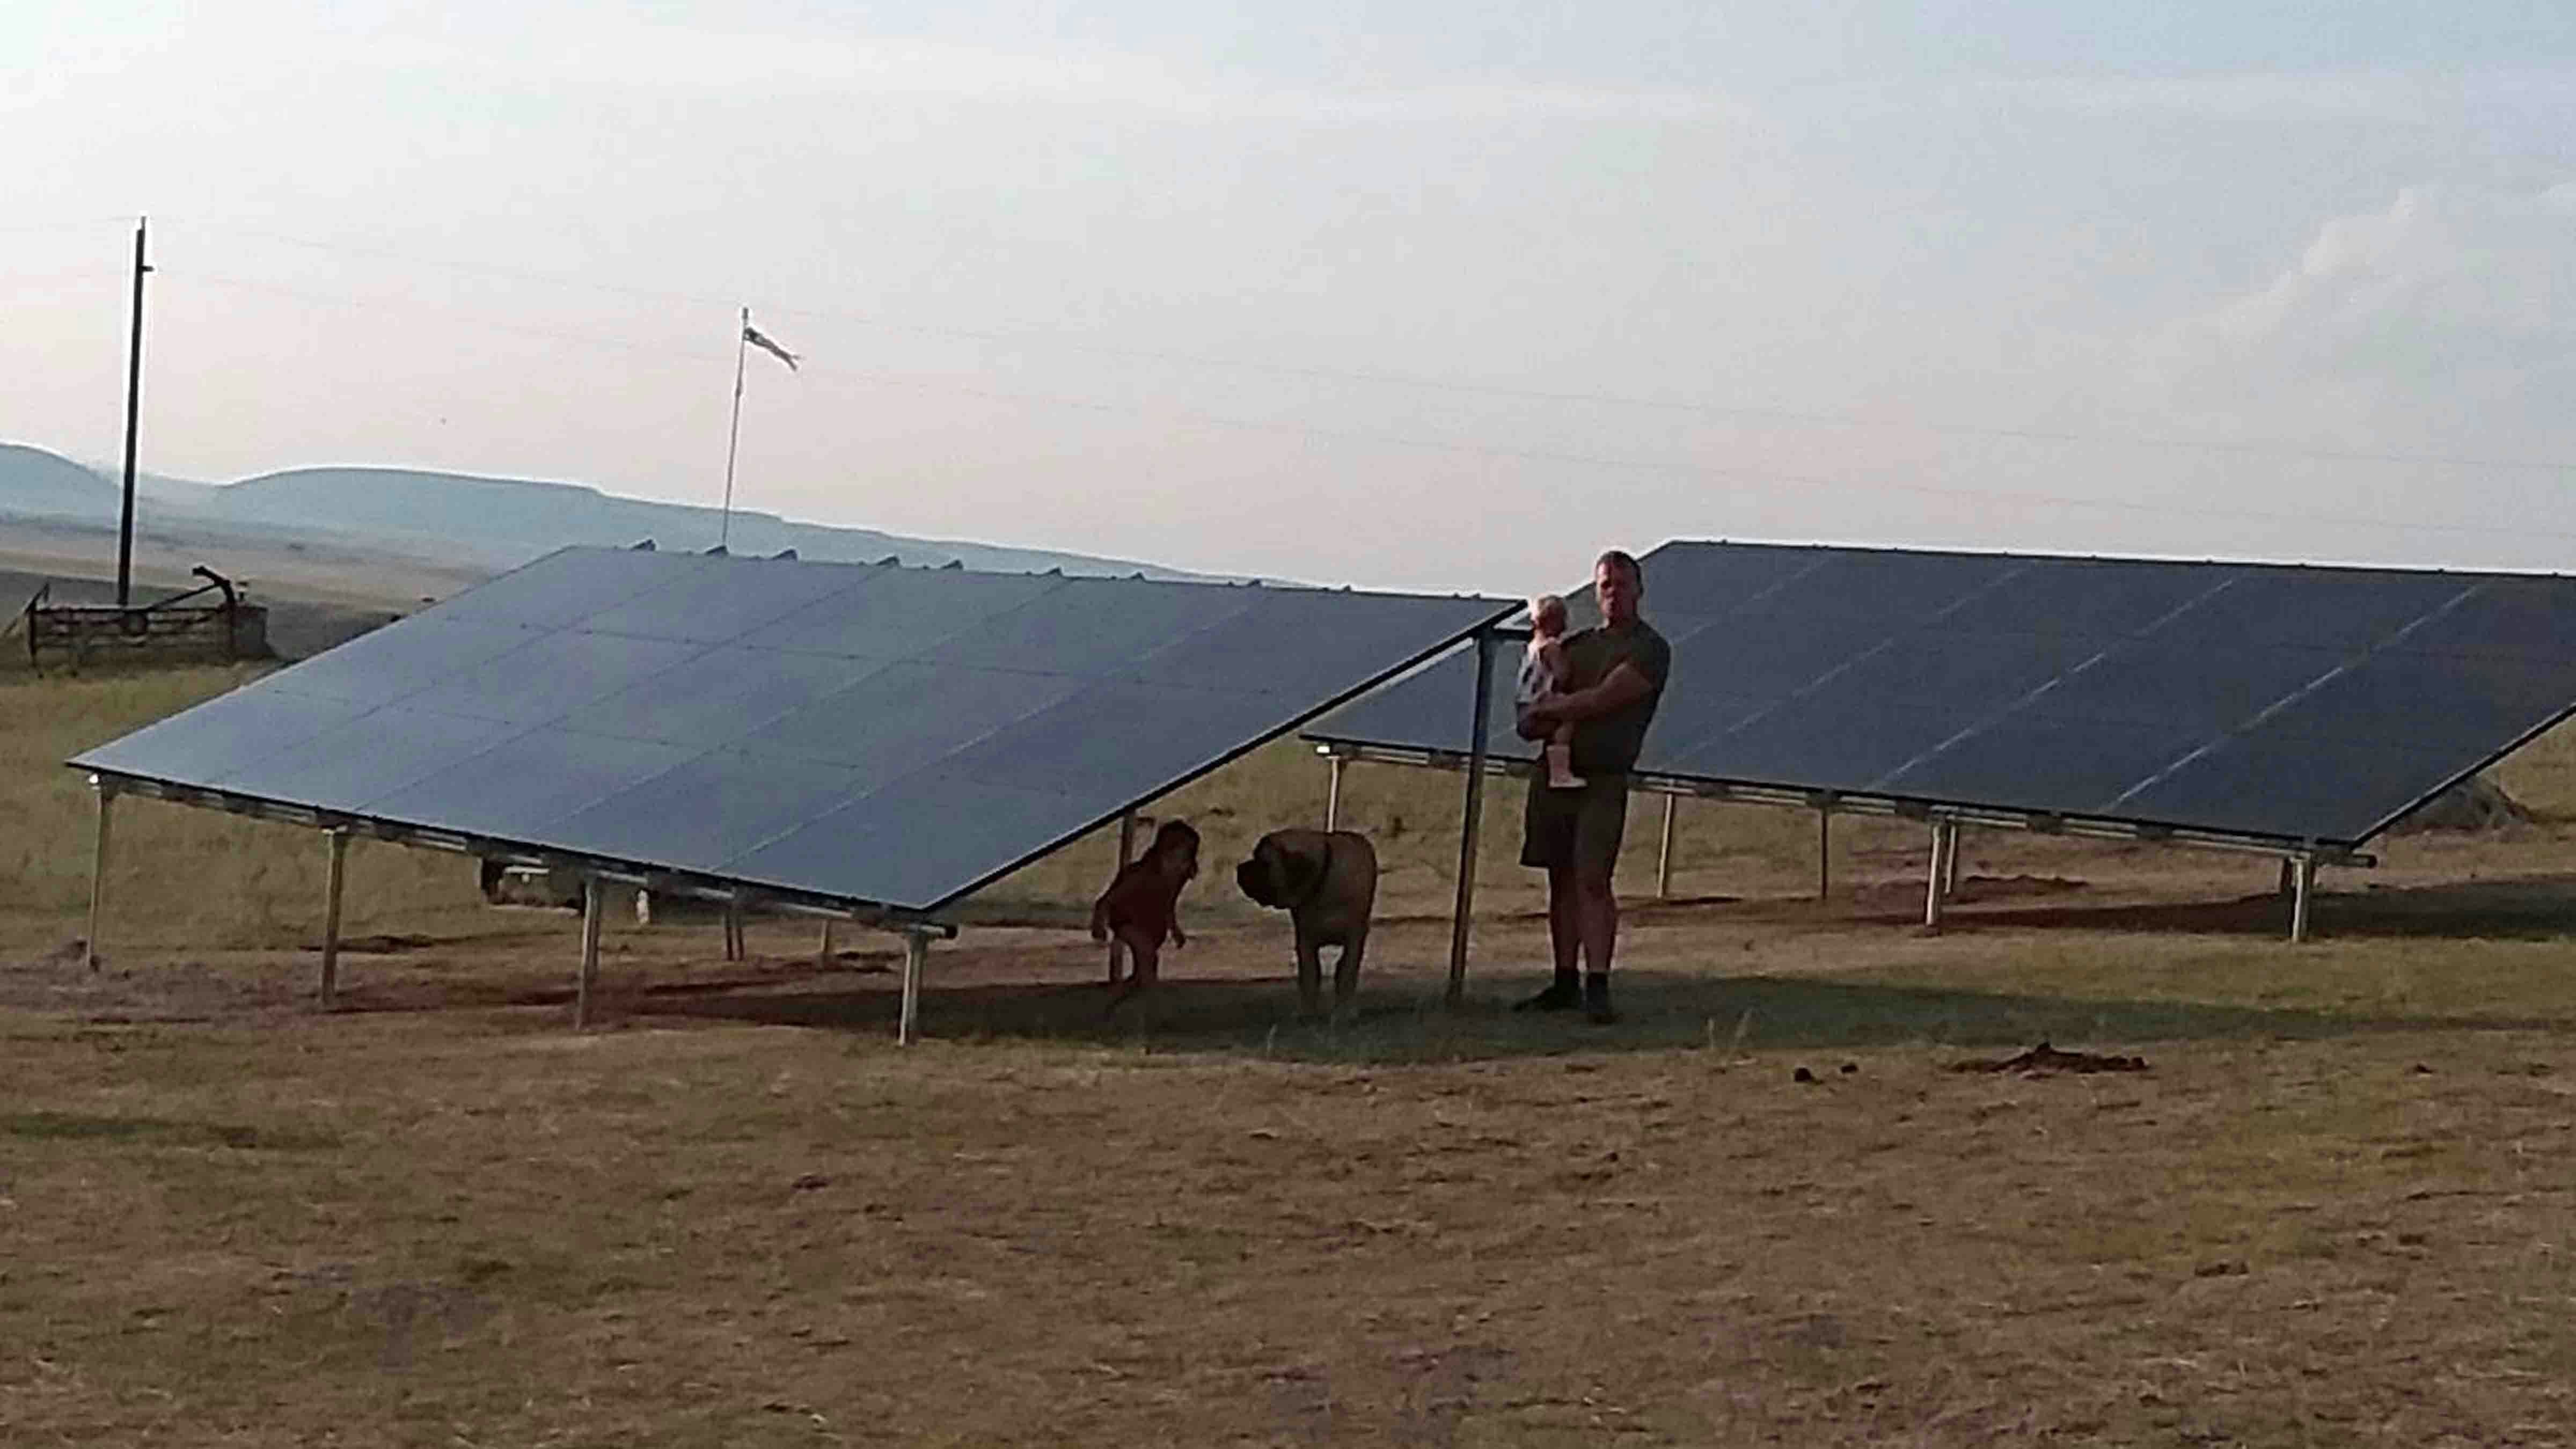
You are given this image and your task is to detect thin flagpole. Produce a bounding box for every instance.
[720,304,749,550]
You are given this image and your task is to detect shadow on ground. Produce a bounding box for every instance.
[622,968,2576,1065]
[1857,874,2576,943]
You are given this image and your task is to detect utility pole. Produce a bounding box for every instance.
[115,216,151,608]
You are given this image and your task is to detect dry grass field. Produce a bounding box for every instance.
[6,663,2576,1445]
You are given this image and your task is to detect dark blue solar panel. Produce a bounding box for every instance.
[73,547,1512,911]
[923,578,1257,677]
[1872,714,2211,815]
[259,618,537,711]
[363,729,704,842]
[558,647,898,750]
[724,772,1104,910]
[736,568,1059,659]
[2393,577,2576,662]
[548,751,866,875]
[214,709,529,816]
[1308,541,2576,846]
[75,686,367,787]
[2032,641,2346,735]
[2111,734,2466,843]
[396,631,713,727]
[580,557,872,645]
[429,547,708,630]
[738,661,1089,775]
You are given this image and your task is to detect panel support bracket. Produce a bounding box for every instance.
[84,774,116,973]
[318,828,349,1006]
[1446,629,1498,1006]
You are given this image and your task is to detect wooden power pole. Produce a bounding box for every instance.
[115,216,151,608]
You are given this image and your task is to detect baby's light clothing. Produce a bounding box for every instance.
[1518,639,1560,710]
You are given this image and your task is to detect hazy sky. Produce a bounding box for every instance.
[5,1,2572,592]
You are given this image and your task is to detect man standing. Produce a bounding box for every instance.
[1512,550,1672,1024]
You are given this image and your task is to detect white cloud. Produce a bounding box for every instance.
[2171,181,2575,382]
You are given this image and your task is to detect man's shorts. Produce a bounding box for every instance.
[1520,773,1630,875]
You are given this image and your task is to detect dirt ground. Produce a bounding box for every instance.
[6,824,2575,1447]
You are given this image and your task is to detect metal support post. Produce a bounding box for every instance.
[899,928,930,1045]
[575,876,604,1029]
[1922,820,1955,931]
[818,918,837,966]
[1446,630,1497,1005]
[723,901,744,962]
[1944,824,1964,897]
[1107,809,1138,985]
[1816,809,1831,901]
[2276,857,2296,898]
[85,779,115,972]
[2289,855,2316,943]
[1655,795,1678,899]
[1325,753,1345,833]
[318,829,349,1006]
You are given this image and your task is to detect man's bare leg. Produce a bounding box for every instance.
[1515,867,1586,1011]
[1576,866,1620,1023]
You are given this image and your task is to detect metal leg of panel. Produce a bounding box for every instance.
[1944,825,1964,897]
[2277,857,2296,898]
[1656,795,1677,900]
[1325,754,1345,833]
[1922,821,1954,932]
[85,781,115,972]
[818,918,837,967]
[1107,809,1138,986]
[1446,631,1497,1006]
[2289,856,2316,943]
[319,829,349,1006]
[1816,810,1831,901]
[899,928,930,1045]
[575,877,605,1029]
[723,901,744,962]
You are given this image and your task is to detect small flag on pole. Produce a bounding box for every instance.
[743,319,799,371]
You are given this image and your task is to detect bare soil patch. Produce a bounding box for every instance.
[8,860,2576,1445]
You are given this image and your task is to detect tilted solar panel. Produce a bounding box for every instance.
[74,548,1513,913]
[1305,542,2576,849]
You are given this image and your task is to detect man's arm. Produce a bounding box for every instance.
[1525,661,1654,727]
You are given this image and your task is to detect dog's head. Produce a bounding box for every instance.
[1235,832,1318,912]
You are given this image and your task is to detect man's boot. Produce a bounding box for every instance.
[1583,971,1618,1025]
[1513,971,1582,1012]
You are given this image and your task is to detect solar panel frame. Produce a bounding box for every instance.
[70,548,1517,920]
[1305,541,2576,853]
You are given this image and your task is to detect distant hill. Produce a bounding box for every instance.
[0,443,1215,580]
[0,443,118,521]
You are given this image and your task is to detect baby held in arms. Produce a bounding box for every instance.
[1519,594,1583,790]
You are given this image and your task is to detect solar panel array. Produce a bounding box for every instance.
[75,548,1511,912]
[1308,542,2576,847]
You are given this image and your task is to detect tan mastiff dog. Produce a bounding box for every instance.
[1235,829,1379,1021]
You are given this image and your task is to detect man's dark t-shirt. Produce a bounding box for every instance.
[1556,620,1672,777]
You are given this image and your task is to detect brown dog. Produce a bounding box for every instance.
[1235,829,1378,1021]
[1093,820,1200,1013]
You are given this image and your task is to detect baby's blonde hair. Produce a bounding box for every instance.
[1528,593,1568,629]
